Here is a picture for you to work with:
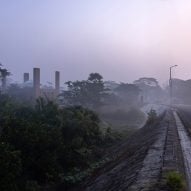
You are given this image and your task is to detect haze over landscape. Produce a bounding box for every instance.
[2,1,191,191]
[1,0,191,84]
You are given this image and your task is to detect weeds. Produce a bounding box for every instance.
[166,171,185,191]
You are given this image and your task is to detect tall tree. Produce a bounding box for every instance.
[62,73,108,109]
[134,77,164,103]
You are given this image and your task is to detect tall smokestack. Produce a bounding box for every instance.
[55,71,60,96]
[33,68,40,99]
[24,73,29,83]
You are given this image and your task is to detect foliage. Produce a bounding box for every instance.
[114,83,141,106]
[115,83,140,95]
[134,77,164,104]
[61,73,108,109]
[25,181,40,191]
[7,84,34,105]
[0,142,22,191]
[61,73,145,111]
[134,77,159,87]
[88,73,103,82]
[0,95,115,190]
[166,171,185,191]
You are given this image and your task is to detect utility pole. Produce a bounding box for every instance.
[169,65,178,106]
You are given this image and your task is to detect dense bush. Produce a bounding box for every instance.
[0,142,22,191]
[0,95,108,190]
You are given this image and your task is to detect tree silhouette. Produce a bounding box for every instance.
[62,73,108,109]
[88,73,103,82]
[0,63,10,93]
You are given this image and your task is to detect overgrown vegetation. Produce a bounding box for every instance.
[0,95,120,190]
[61,73,108,109]
[60,73,144,110]
[0,69,158,190]
[166,171,185,191]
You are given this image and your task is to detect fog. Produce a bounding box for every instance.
[2,2,191,190]
[1,0,191,84]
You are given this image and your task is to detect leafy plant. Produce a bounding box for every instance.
[0,96,116,189]
[0,142,22,191]
[166,171,185,191]
[61,73,108,109]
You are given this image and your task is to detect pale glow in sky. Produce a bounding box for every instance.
[1,0,191,85]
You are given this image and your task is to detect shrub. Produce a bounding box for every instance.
[0,96,119,189]
[0,142,22,191]
[166,171,185,191]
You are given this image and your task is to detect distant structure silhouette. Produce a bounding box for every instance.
[55,71,60,96]
[33,68,40,99]
[29,68,61,100]
[23,73,29,83]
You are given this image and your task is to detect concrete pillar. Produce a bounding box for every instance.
[24,73,29,83]
[55,71,60,96]
[33,68,40,99]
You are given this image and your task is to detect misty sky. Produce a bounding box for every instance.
[1,0,191,85]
